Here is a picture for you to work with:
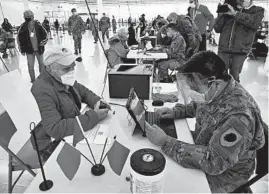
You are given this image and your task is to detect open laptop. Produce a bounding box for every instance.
[126,88,177,138]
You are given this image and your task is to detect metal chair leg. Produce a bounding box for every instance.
[8,155,13,193]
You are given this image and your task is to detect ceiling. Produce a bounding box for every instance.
[29,0,268,5]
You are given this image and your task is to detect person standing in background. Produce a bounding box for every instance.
[188,0,214,51]
[17,10,48,83]
[42,17,51,36]
[0,28,9,58]
[2,18,13,33]
[99,13,111,43]
[86,17,90,29]
[139,14,146,35]
[91,14,99,44]
[214,0,264,82]
[112,15,117,34]
[68,8,86,55]
[128,22,138,46]
[54,19,60,35]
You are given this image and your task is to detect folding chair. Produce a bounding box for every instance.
[230,128,268,193]
[0,111,41,193]
[0,56,9,72]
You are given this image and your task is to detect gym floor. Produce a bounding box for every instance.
[0,29,268,193]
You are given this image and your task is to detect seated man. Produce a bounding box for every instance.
[145,51,267,193]
[0,28,8,58]
[31,47,110,161]
[107,28,135,68]
[157,23,186,82]
[156,24,171,46]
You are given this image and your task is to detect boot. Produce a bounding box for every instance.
[74,50,78,55]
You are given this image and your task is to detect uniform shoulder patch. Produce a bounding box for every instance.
[220,127,243,147]
[240,116,250,127]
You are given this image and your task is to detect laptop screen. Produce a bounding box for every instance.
[127,89,146,132]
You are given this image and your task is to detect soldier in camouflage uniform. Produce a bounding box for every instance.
[157,23,186,82]
[68,8,86,55]
[99,13,111,43]
[145,51,267,193]
[90,14,99,44]
[112,15,117,34]
[167,12,202,59]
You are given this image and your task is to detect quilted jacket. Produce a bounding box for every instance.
[214,5,264,54]
[31,69,100,151]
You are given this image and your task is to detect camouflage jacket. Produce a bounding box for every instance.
[176,15,202,57]
[90,18,99,33]
[162,76,267,193]
[99,16,111,31]
[166,33,186,64]
[68,15,86,35]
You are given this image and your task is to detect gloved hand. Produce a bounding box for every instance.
[155,107,175,119]
[145,122,168,146]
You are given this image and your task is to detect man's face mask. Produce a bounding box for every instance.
[61,70,76,86]
[52,62,77,86]
[25,17,32,22]
[176,73,220,105]
[189,1,196,8]
[237,0,251,9]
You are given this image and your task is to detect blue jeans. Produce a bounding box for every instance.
[27,52,44,82]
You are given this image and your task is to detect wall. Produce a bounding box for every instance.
[0,0,268,26]
[0,0,45,26]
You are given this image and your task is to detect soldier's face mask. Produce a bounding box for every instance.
[176,73,221,104]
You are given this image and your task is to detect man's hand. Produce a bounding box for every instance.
[94,99,111,110]
[225,4,237,16]
[68,32,72,36]
[155,107,175,119]
[145,122,168,146]
[95,109,109,121]
[21,53,26,56]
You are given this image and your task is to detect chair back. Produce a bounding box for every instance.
[0,111,17,148]
[255,127,268,176]
[7,38,16,48]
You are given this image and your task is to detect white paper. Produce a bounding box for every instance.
[145,41,153,50]
[0,70,41,154]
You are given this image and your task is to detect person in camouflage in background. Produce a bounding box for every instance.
[68,8,86,55]
[145,51,267,193]
[112,15,117,34]
[90,14,99,44]
[99,13,111,43]
[167,12,202,59]
[157,23,186,82]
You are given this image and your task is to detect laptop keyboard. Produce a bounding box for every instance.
[145,112,178,139]
[146,112,160,126]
